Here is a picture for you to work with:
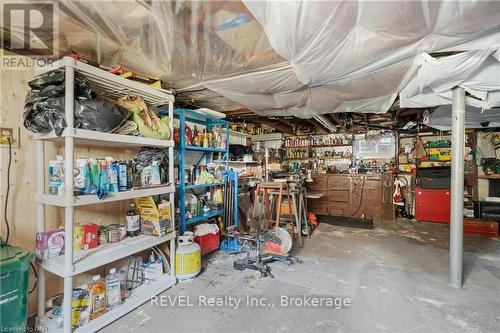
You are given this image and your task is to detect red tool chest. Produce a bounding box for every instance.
[415,187,450,223]
[464,219,499,237]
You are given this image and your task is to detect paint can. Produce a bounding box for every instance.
[108,224,121,243]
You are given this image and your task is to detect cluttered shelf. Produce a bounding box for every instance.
[40,232,176,277]
[36,57,174,106]
[213,160,258,164]
[173,107,229,125]
[185,209,224,225]
[36,185,175,207]
[310,144,352,148]
[183,145,227,153]
[33,129,174,148]
[39,273,176,333]
[321,156,353,160]
[181,182,225,190]
[27,56,177,333]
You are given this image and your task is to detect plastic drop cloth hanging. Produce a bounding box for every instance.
[230,0,500,117]
[11,1,500,118]
[51,1,284,89]
[424,105,500,131]
[400,49,500,109]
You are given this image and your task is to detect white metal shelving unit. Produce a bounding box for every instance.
[34,57,177,333]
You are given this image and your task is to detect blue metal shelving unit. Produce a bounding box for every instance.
[174,108,230,235]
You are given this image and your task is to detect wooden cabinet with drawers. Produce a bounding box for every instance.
[307,174,394,220]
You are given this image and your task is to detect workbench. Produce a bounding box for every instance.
[306,174,394,220]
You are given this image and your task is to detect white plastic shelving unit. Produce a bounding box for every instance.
[34,57,176,333]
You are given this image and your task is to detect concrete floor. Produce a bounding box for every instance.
[103,219,500,333]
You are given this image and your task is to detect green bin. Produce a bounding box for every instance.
[0,242,33,330]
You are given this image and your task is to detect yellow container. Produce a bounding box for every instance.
[175,233,201,281]
[74,225,83,253]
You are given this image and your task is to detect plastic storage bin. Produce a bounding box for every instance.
[0,242,33,330]
[194,230,220,256]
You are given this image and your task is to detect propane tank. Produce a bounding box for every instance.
[175,232,201,281]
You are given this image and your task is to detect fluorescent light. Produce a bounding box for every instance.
[313,114,337,133]
[195,108,226,119]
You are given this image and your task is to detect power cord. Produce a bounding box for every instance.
[350,176,366,217]
[3,137,37,294]
[29,261,37,294]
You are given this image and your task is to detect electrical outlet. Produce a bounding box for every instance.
[0,127,19,148]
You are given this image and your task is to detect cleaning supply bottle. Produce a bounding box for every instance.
[193,125,199,146]
[74,158,89,194]
[89,275,107,320]
[118,162,128,192]
[105,269,122,310]
[151,161,161,185]
[202,129,209,147]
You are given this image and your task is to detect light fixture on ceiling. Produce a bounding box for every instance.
[313,114,337,133]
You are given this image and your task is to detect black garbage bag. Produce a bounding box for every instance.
[75,98,129,132]
[136,147,169,183]
[23,96,66,134]
[136,147,169,168]
[23,71,129,135]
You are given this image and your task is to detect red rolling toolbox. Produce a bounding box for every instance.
[415,187,450,223]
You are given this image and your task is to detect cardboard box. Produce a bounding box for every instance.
[36,229,65,260]
[82,223,98,250]
[135,196,173,237]
[74,225,83,253]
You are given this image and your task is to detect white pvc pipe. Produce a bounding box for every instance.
[35,140,45,321]
[63,65,75,333]
[168,100,176,278]
[450,86,465,289]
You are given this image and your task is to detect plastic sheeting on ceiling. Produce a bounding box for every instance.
[400,49,500,109]
[223,0,500,117]
[425,105,500,131]
[54,1,285,87]
[7,1,500,118]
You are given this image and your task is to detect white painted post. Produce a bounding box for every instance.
[450,86,465,288]
[63,64,75,333]
[35,140,45,321]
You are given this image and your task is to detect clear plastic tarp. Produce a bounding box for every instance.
[5,1,500,117]
[236,0,500,117]
[424,105,500,131]
[400,49,500,109]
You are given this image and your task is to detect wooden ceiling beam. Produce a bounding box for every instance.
[329,113,342,126]
[397,109,427,117]
[224,109,255,117]
[229,116,295,134]
[304,119,329,134]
